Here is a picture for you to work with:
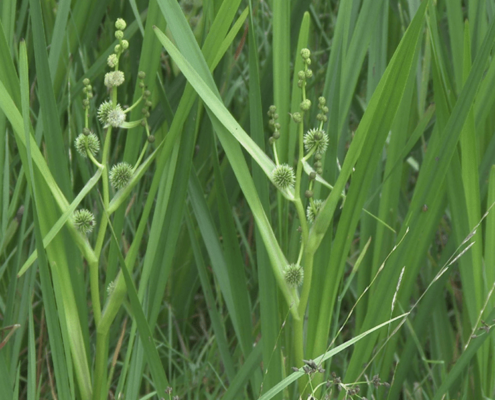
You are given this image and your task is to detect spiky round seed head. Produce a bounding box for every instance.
[104,71,125,88]
[272,164,295,189]
[300,99,311,111]
[291,112,302,124]
[138,71,146,80]
[73,209,96,233]
[304,128,329,154]
[300,48,311,59]
[305,190,313,198]
[74,132,100,157]
[97,100,113,124]
[297,70,306,80]
[305,69,313,78]
[147,135,155,143]
[318,96,326,105]
[121,40,129,50]
[284,264,304,287]
[106,105,126,128]
[273,131,281,139]
[110,162,133,190]
[115,30,124,40]
[306,199,323,223]
[115,18,127,30]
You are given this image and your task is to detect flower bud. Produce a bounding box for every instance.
[138,71,146,80]
[121,40,129,49]
[147,135,155,143]
[115,18,127,30]
[83,78,90,86]
[115,30,124,40]
[291,112,302,124]
[300,48,311,59]
[300,99,311,111]
[305,190,313,198]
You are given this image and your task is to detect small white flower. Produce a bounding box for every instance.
[107,54,118,68]
[104,71,125,88]
[106,105,126,128]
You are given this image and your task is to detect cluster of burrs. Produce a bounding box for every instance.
[72,18,155,234]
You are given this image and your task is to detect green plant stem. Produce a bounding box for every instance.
[92,125,113,328]
[133,141,149,172]
[92,330,109,400]
[123,95,143,114]
[295,122,309,243]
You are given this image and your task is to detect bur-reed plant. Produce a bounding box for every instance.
[2,1,495,400]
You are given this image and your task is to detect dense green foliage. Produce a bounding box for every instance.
[1,0,495,399]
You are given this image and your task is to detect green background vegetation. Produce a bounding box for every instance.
[1,0,495,399]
